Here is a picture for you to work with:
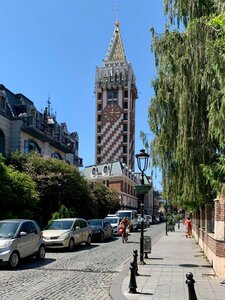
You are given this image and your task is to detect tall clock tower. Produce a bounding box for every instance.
[95,21,138,171]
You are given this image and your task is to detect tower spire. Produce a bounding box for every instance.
[104,1,126,65]
[116,0,119,25]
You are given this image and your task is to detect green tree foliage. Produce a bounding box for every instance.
[148,1,225,210]
[0,155,39,219]
[6,152,120,224]
[7,152,95,225]
[88,182,120,218]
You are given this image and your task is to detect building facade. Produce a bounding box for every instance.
[83,161,139,209]
[95,21,137,171]
[0,84,82,167]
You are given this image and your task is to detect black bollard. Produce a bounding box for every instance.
[185,272,198,300]
[129,261,137,293]
[133,249,139,276]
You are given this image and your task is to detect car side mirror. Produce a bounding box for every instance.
[19,231,28,237]
[75,226,80,230]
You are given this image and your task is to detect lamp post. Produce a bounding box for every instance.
[165,199,168,236]
[135,149,150,264]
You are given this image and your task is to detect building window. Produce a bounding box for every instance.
[0,130,5,154]
[107,89,118,104]
[123,101,128,109]
[24,140,41,155]
[52,152,62,160]
[97,126,101,133]
[97,114,101,122]
[123,113,128,120]
[123,146,127,153]
[123,124,128,131]
[123,135,127,143]
[0,96,6,112]
[97,136,101,144]
[97,158,101,164]
[97,147,101,154]
[97,103,102,111]
[124,90,128,98]
[123,157,127,164]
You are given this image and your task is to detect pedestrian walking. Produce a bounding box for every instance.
[185,217,192,238]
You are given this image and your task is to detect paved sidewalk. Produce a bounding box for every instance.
[110,224,225,300]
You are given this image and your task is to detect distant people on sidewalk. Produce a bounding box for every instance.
[185,217,192,238]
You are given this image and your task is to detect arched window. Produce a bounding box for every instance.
[0,130,5,154]
[24,140,41,155]
[52,152,62,160]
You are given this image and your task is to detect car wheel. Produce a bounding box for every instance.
[86,235,91,246]
[9,251,20,268]
[99,232,104,242]
[36,245,45,260]
[68,238,75,250]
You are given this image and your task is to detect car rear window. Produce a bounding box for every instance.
[46,220,73,230]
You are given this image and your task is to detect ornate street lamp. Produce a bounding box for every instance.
[135,149,150,264]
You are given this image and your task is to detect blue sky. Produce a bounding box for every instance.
[0,0,166,190]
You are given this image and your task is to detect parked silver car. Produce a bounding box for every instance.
[42,218,92,250]
[0,219,45,268]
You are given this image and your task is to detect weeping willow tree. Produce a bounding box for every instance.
[149,0,225,210]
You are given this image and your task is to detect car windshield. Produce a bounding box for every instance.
[105,218,118,224]
[0,221,20,238]
[45,220,73,230]
[88,220,102,226]
[116,212,131,220]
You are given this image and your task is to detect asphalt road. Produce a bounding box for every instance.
[0,223,165,300]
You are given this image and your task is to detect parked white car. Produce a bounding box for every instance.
[0,219,45,268]
[42,218,92,250]
[145,215,152,227]
[104,216,120,235]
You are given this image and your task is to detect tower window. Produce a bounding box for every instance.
[97,126,101,133]
[124,90,128,98]
[123,113,128,120]
[97,136,101,144]
[97,147,101,154]
[123,146,127,153]
[123,101,128,109]
[123,135,127,143]
[97,114,101,122]
[97,103,102,111]
[98,93,102,100]
[123,124,128,131]
[107,89,118,104]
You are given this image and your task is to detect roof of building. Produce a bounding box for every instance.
[83,161,135,181]
[104,22,127,64]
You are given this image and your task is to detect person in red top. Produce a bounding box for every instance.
[185,217,192,238]
[120,217,130,242]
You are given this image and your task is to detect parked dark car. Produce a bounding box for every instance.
[137,214,147,229]
[87,219,113,242]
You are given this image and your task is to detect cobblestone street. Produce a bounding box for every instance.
[0,225,164,300]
